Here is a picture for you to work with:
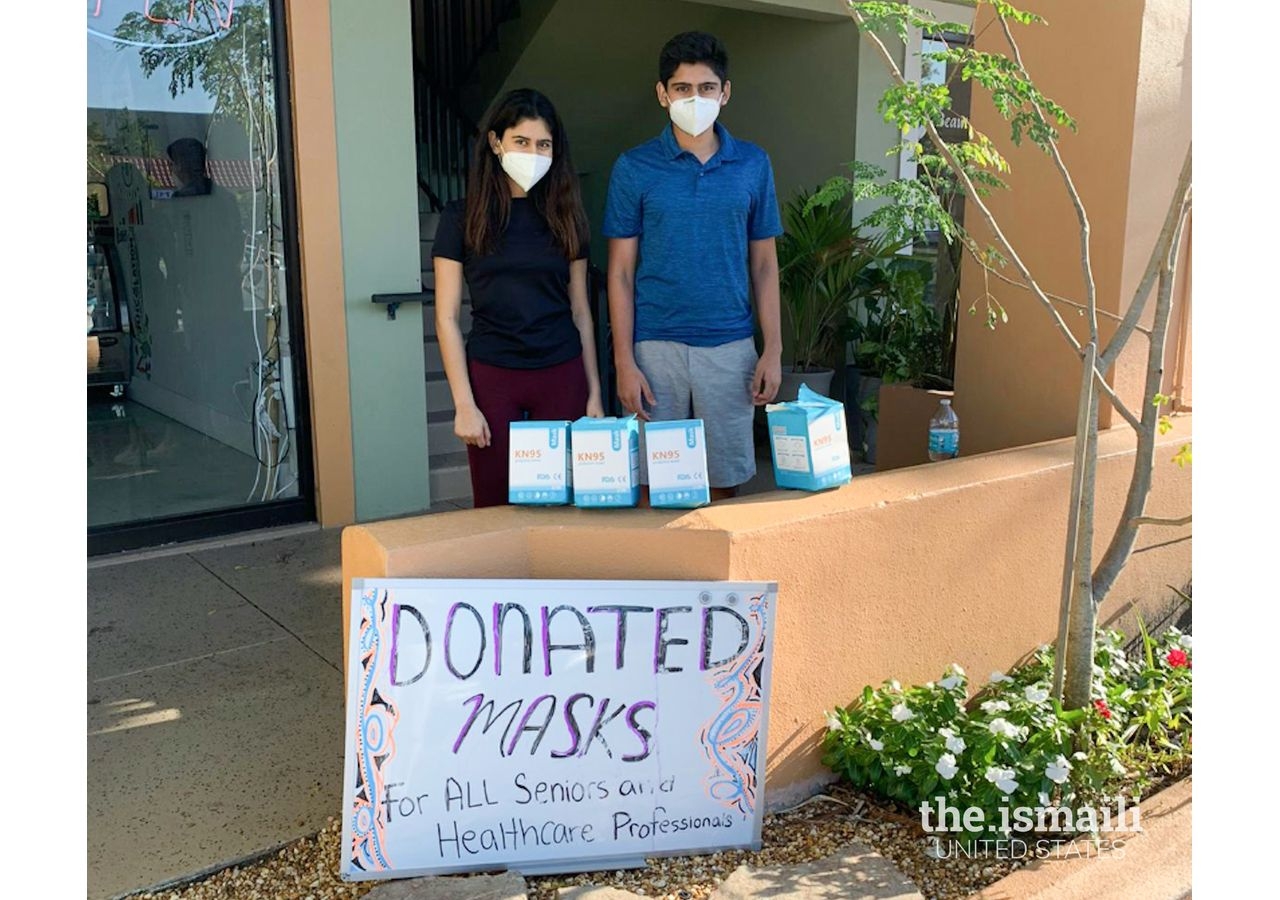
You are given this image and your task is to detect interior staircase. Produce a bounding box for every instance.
[412,0,612,508]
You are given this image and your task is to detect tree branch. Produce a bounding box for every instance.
[959,241,1142,429]
[1131,515,1191,527]
[1053,341,1096,702]
[1091,370,1142,431]
[962,242,1147,331]
[997,15,1100,344]
[1092,185,1192,600]
[848,6,1084,358]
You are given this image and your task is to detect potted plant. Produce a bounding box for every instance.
[843,253,949,463]
[775,190,890,401]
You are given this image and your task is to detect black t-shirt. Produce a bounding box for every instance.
[431,198,587,369]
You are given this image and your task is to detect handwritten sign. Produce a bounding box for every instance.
[342,578,777,880]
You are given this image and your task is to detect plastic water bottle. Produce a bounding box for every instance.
[928,399,960,461]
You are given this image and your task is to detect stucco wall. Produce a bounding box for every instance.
[952,0,1191,455]
[328,0,432,520]
[1116,0,1193,412]
[343,418,1192,805]
[953,0,1142,454]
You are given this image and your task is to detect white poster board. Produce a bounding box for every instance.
[341,578,777,881]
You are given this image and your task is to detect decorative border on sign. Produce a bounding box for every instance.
[349,589,399,873]
[698,592,768,817]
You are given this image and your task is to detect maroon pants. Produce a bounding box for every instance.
[465,355,589,508]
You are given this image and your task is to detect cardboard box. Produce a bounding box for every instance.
[765,384,853,491]
[571,415,640,507]
[508,420,572,505]
[644,419,711,508]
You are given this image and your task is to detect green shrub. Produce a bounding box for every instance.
[821,625,1192,846]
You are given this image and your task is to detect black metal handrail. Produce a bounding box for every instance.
[372,290,434,321]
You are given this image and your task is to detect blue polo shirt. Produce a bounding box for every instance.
[602,122,783,347]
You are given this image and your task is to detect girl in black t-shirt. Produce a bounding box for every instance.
[433,89,604,507]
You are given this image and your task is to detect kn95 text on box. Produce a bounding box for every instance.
[571,415,640,507]
[509,420,572,505]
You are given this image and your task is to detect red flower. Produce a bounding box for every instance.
[1166,648,1190,669]
[1093,699,1112,720]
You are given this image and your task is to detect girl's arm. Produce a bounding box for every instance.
[434,257,491,447]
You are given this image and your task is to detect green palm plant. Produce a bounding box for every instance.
[778,191,902,373]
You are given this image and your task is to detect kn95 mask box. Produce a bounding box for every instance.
[643,419,711,508]
[765,384,853,491]
[571,415,640,507]
[508,420,572,505]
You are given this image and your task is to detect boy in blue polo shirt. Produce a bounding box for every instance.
[603,31,783,499]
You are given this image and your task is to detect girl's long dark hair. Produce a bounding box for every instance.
[464,88,588,259]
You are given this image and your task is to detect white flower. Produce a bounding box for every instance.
[1038,791,1051,807]
[940,674,963,691]
[1024,685,1050,705]
[990,671,1014,684]
[1111,758,1127,776]
[889,680,902,692]
[981,699,1011,714]
[868,736,885,752]
[938,727,966,754]
[948,663,966,677]
[1045,754,1072,784]
[935,753,959,780]
[825,712,842,732]
[988,718,1021,739]
[895,764,913,776]
[985,766,1019,794]
[1072,751,1088,761]
[1179,634,1192,650]
[925,681,935,689]
[891,703,915,722]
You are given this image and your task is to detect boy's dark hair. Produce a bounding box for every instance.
[658,31,728,86]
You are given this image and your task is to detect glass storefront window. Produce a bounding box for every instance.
[87,1,307,535]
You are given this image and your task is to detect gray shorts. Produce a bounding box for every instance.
[634,337,758,488]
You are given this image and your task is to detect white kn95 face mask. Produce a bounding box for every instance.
[500,151,552,192]
[667,95,722,138]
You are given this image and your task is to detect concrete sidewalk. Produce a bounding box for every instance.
[85,450,809,899]
[88,526,348,899]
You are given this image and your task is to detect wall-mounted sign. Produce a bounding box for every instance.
[342,578,777,881]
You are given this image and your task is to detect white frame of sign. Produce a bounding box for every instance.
[341,578,778,881]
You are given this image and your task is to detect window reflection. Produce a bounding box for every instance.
[87,1,300,527]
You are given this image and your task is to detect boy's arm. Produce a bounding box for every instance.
[749,236,782,405]
[608,236,654,420]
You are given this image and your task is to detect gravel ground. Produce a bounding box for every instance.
[130,780,1049,900]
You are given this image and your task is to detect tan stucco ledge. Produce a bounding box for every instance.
[342,417,1192,806]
